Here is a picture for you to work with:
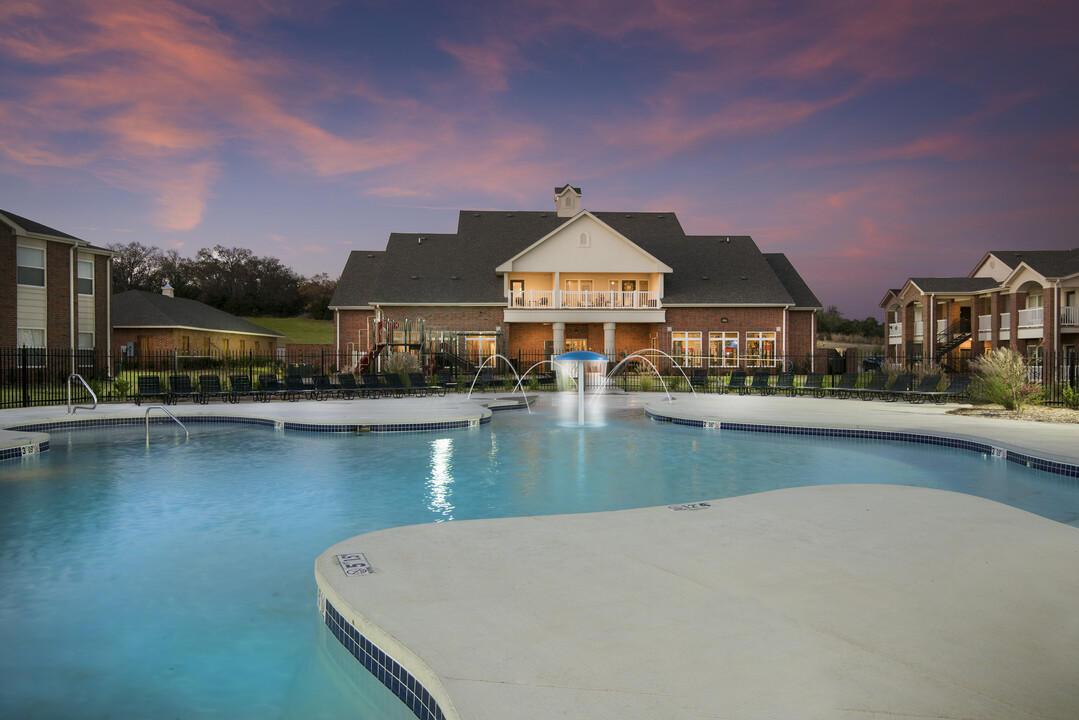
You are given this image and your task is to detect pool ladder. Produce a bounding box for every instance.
[67,373,98,415]
[145,405,189,446]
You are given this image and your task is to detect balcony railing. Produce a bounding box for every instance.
[509,290,660,309]
[1018,307,1044,328]
[913,320,924,337]
[978,314,992,340]
[1060,306,1078,326]
[1000,313,1011,331]
[888,322,902,338]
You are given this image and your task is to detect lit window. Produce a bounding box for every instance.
[78,260,94,295]
[671,331,702,367]
[17,246,45,287]
[745,332,776,367]
[708,332,739,366]
[464,335,497,362]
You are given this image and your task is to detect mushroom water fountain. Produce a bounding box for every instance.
[554,350,608,426]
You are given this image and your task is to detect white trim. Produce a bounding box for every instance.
[494,211,673,274]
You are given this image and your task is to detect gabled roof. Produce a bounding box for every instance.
[991,250,1079,281]
[113,290,284,337]
[328,250,385,308]
[494,211,673,273]
[908,277,1000,294]
[764,254,823,309]
[0,208,82,241]
[1,208,116,254]
[338,209,816,307]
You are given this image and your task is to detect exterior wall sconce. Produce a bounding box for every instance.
[721,317,729,323]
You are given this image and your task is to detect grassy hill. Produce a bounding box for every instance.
[245,317,334,345]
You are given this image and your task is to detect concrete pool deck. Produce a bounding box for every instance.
[5,392,1079,718]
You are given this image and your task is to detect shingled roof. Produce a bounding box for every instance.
[909,277,1000,293]
[332,209,818,308]
[1,209,82,241]
[988,249,1079,279]
[113,290,284,337]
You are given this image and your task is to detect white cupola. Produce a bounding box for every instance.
[554,184,581,217]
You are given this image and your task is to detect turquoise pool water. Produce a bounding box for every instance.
[2,394,1077,719]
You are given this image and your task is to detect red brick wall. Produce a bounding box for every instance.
[334,305,817,362]
[0,224,15,346]
[335,309,377,351]
[45,241,72,349]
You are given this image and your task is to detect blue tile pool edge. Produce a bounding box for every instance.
[0,414,494,462]
[644,409,1079,479]
[319,591,449,720]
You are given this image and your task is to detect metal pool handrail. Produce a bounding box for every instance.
[67,374,98,415]
[145,405,189,445]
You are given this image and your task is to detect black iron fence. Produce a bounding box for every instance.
[2,346,1076,409]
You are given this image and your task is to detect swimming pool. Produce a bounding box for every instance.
[2,394,1077,719]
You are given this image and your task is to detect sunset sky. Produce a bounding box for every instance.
[2,0,1076,319]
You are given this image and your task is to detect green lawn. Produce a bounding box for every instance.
[245,317,334,344]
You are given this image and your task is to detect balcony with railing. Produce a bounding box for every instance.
[888,322,902,344]
[978,314,992,340]
[1018,307,1043,328]
[509,289,660,309]
[1060,306,1078,326]
[913,320,924,338]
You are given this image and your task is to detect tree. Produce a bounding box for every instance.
[108,241,165,292]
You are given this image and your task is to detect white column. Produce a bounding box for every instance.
[603,322,616,359]
[553,322,565,355]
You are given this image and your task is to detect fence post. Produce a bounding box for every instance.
[20,346,29,408]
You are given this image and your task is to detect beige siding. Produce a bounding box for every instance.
[77,251,95,330]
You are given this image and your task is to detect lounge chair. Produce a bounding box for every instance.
[437,369,459,393]
[199,375,234,403]
[844,373,888,399]
[336,373,362,399]
[169,375,201,404]
[720,370,747,394]
[361,373,386,398]
[380,373,410,398]
[910,375,971,404]
[770,372,796,396]
[134,375,171,406]
[409,372,446,397]
[826,372,860,398]
[744,372,772,395]
[258,374,291,401]
[313,374,339,399]
[688,368,709,393]
[285,375,320,400]
[873,373,914,402]
[899,374,941,403]
[797,372,825,397]
[229,374,263,402]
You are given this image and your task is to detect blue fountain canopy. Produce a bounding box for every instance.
[554,350,608,362]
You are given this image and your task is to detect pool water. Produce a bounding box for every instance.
[2,394,1077,719]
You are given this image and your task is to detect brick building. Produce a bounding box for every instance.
[113,288,283,358]
[330,185,821,371]
[2,208,115,364]
[880,249,1079,370]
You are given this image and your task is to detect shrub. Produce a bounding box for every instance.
[639,374,654,392]
[1061,383,1079,409]
[112,377,130,398]
[385,352,421,374]
[970,348,1044,412]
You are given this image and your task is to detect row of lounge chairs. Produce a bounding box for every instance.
[701,370,970,403]
[132,372,447,405]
